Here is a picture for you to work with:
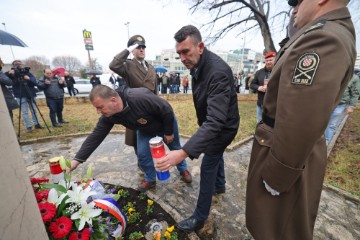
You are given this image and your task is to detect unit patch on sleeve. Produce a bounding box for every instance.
[291,52,320,86]
[137,118,148,124]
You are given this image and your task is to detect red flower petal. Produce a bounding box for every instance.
[35,190,50,202]
[69,228,90,240]
[49,216,73,239]
[31,177,49,184]
[38,202,57,223]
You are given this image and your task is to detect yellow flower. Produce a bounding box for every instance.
[164,231,171,238]
[166,225,174,233]
[128,208,135,215]
[118,189,123,195]
[147,199,154,206]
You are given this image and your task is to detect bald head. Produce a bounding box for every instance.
[89,85,118,102]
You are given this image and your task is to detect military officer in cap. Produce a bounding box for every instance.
[246,0,355,239]
[109,35,157,93]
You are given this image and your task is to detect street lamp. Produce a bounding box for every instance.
[1,22,15,60]
[124,22,130,39]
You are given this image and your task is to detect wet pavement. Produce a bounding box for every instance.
[23,133,360,240]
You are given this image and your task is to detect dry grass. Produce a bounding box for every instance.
[325,109,360,196]
[14,99,257,142]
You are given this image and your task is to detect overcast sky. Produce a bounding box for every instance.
[1,0,359,71]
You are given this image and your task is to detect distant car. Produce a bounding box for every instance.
[64,79,93,94]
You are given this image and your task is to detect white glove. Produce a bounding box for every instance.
[127,43,139,52]
[263,180,280,196]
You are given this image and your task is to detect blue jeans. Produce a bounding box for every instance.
[256,105,263,123]
[325,104,347,143]
[16,97,39,129]
[46,98,64,126]
[161,85,167,94]
[193,152,225,221]
[136,117,187,182]
[170,84,176,94]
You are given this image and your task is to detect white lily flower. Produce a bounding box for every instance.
[71,201,102,230]
[47,188,67,207]
[66,182,97,205]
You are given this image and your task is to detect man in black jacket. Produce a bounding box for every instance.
[64,71,76,96]
[250,51,276,122]
[69,85,191,191]
[90,74,101,88]
[156,25,240,232]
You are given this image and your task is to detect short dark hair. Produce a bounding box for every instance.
[89,85,118,102]
[12,60,22,66]
[174,25,202,44]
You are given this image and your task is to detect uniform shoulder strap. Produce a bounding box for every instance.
[304,19,326,34]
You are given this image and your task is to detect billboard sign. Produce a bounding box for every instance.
[83,29,93,51]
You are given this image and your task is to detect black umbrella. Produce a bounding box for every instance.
[86,69,103,75]
[0,29,28,47]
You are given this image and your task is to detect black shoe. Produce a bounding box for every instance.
[213,187,226,195]
[59,120,69,124]
[176,216,205,233]
[34,124,44,129]
[53,123,62,127]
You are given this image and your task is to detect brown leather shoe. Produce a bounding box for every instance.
[180,170,192,183]
[138,180,156,192]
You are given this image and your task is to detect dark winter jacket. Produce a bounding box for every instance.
[74,86,175,162]
[6,71,38,98]
[0,72,19,110]
[183,48,240,158]
[64,75,75,88]
[37,76,66,99]
[90,77,101,87]
[250,67,271,107]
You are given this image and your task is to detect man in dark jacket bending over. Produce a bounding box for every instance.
[69,85,191,191]
[156,25,240,232]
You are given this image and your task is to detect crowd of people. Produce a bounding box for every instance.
[157,72,189,94]
[1,0,358,239]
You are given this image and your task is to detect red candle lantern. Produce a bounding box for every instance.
[149,136,170,181]
[49,157,64,183]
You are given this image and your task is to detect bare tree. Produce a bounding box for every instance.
[52,55,82,74]
[23,55,49,79]
[85,58,103,71]
[186,0,360,53]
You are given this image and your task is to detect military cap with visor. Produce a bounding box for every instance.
[127,35,146,48]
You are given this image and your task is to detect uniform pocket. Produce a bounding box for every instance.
[254,122,274,148]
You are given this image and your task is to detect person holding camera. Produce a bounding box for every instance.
[0,58,19,124]
[37,68,68,127]
[6,60,43,132]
